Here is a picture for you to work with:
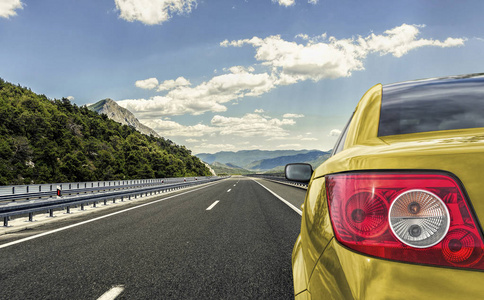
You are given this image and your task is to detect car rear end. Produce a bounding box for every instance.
[293,74,484,299]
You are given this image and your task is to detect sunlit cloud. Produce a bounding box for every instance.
[222,24,465,83]
[121,24,465,121]
[273,0,295,7]
[114,0,197,25]
[119,70,275,116]
[157,76,191,91]
[139,113,296,138]
[283,113,304,118]
[329,129,341,136]
[0,0,23,19]
[212,113,295,137]
[135,77,159,90]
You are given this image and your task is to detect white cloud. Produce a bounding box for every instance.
[121,24,465,129]
[301,137,318,141]
[223,24,465,84]
[66,96,75,101]
[198,143,236,151]
[273,0,295,6]
[211,113,295,137]
[120,70,276,116]
[254,109,265,113]
[138,113,297,139]
[308,0,318,4]
[0,0,23,18]
[135,77,159,90]
[157,76,191,91]
[143,119,215,137]
[114,0,197,25]
[277,143,301,148]
[283,113,304,118]
[185,138,199,143]
[359,24,466,58]
[329,129,341,136]
[295,34,310,40]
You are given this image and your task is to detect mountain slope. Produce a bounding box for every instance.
[196,150,314,168]
[0,78,210,185]
[88,98,160,138]
[247,150,331,171]
[209,162,254,175]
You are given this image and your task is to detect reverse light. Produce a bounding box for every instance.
[389,189,450,248]
[326,173,484,270]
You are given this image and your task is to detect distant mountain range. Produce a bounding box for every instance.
[88,99,160,138]
[87,99,332,176]
[196,150,332,174]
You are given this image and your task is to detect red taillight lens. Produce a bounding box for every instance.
[326,173,484,270]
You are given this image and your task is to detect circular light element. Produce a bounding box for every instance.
[442,228,483,266]
[344,191,388,238]
[389,189,450,248]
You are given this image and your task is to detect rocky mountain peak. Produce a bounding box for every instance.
[88,99,161,138]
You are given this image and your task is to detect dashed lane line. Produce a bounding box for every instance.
[97,285,125,300]
[0,181,224,249]
[206,201,220,211]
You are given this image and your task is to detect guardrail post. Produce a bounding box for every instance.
[104,199,107,205]
[93,201,97,208]
[49,209,54,217]
[81,203,85,210]
[113,198,116,203]
[66,206,70,214]
[29,212,34,221]
[4,217,8,227]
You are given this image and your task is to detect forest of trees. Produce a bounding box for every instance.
[0,78,211,185]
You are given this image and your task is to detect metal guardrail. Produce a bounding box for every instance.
[247,174,309,189]
[0,176,207,203]
[1,176,225,227]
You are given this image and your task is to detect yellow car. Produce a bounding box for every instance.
[286,74,484,299]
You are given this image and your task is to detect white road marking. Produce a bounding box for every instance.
[0,181,224,249]
[206,200,220,210]
[227,189,231,192]
[97,285,125,300]
[252,179,302,216]
[233,184,236,186]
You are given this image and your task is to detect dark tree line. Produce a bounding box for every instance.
[0,78,211,185]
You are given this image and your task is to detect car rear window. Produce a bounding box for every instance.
[379,75,484,136]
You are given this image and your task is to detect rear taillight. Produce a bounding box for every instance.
[326,173,484,270]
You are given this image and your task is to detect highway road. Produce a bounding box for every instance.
[0,177,306,299]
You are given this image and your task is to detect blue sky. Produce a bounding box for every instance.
[1,0,483,154]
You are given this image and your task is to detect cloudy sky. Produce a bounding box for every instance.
[1,0,483,154]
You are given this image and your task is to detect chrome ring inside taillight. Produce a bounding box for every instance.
[389,189,450,248]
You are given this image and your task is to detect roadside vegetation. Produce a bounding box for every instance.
[0,78,211,185]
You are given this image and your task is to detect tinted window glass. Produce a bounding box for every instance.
[332,113,353,156]
[379,75,484,136]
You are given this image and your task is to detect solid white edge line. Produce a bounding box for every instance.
[0,181,224,249]
[252,179,302,216]
[97,285,125,300]
[206,200,220,211]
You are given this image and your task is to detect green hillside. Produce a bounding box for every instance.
[0,78,211,185]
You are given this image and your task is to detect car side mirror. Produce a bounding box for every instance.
[285,163,313,183]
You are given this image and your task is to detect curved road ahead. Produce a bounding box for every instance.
[0,177,306,299]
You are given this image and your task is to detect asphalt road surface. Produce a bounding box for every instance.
[0,177,306,299]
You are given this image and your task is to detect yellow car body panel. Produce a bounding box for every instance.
[309,239,484,299]
[293,76,484,299]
